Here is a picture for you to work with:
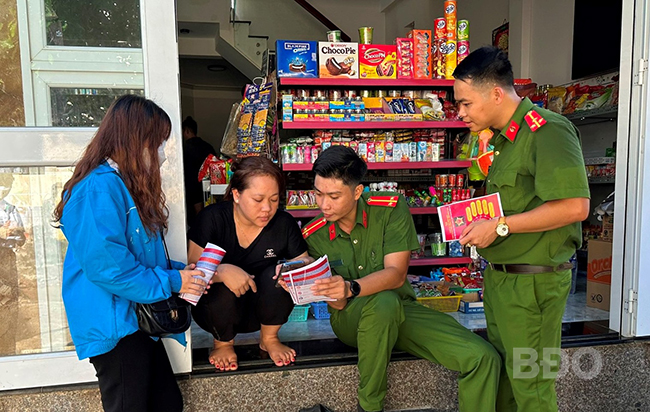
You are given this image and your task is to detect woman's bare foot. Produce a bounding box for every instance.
[209,339,238,371]
[259,324,296,367]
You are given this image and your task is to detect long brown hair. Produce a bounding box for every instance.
[53,94,172,235]
[225,157,285,201]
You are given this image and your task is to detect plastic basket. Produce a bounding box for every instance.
[288,304,310,322]
[309,302,331,320]
[417,295,462,312]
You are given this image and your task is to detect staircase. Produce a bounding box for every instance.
[177,0,268,80]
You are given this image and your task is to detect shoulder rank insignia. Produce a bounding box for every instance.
[524,110,547,132]
[302,217,327,239]
[366,195,399,207]
[505,120,519,142]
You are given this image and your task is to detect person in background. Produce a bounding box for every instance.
[188,156,311,372]
[454,46,590,412]
[182,116,217,228]
[0,173,25,355]
[301,146,501,412]
[54,95,208,412]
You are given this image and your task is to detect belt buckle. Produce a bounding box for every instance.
[489,263,506,272]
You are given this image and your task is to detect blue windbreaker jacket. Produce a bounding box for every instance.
[60,162,185,360]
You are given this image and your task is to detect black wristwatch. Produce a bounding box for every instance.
[348,280,361,300]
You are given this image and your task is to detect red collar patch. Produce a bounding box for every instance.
[362,210,368,228]
[524,110,547,132]
[505,120,519,142]
[329,223,337,241]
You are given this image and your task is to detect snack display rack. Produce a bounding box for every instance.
[279,77,471,268]
[283,120,467,130]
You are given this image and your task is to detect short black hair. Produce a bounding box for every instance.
[182,116,198,135]
[453,46,514,89]
[313,146,367,186]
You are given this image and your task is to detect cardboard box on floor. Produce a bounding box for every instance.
[587,239,612,311]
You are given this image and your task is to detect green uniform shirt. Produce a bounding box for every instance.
[303,192,420,299]
[480,97,590,266]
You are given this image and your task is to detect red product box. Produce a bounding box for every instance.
[438,194,504,242]
[408,30,432,79]
[396,38,414,79]
[359,44,397,79]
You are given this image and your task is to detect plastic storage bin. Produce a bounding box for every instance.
[309,302,331,320]
[417,295,462,312]
[288,304,310,322]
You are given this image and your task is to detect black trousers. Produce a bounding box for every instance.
[192,265,294,341]
[89,331,183,412]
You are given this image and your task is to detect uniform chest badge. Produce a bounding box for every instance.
[505,120,519,142]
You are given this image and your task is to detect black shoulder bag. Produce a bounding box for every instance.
[135,233,192,337]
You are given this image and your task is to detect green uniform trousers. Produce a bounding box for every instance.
[483,268,571,412]
[330,290,501,412]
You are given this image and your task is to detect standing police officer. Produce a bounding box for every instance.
[454,46,590,412]
[303,145,500,412]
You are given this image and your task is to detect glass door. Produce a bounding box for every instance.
[618,0,650,337]
[0,0,188,390]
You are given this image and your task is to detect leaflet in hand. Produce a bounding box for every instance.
[437,193,504,242]
[280,255,336,305]
[180,242,226,305]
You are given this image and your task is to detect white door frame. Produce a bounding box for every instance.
[619,0,650,337]
[0,0,188,391]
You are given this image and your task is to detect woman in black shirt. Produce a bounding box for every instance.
[188,157,310,371]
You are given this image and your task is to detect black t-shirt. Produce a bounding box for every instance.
[182,136,217,224]
[188,202,308,275]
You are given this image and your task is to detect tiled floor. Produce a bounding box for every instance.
[191,277,610,349]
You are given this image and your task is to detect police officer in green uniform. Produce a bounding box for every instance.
[302,145,500,412]
[453,47,590,412]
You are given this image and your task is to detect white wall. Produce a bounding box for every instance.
[237,0,386,45]
[383,0,507,49]
[529,0,574,85]
[384,0,439,40]
[308,0,386,43]
[177,0,225,22]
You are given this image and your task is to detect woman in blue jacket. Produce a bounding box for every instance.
[53,95,207,412]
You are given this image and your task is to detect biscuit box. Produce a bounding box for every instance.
[276,40,318,78]
[408,30,432,79]
[318,42,359,79]
[359,44,397,79]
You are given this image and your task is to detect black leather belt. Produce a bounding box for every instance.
[488,262,574,274]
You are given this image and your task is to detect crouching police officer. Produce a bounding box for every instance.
[302,146,500,412]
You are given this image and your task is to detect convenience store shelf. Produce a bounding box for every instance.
[282,160,472,172]
[287,206,439,218]
[565,107,618,126]
[286,209,320,218]
[279,78,455,87]
[588,176,615,184]
[409,257,472,266]
[282,120,467,130]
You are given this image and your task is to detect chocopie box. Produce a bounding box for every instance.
[318,42,358,79]
[359,44,397,79]
[276,40,318,78]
